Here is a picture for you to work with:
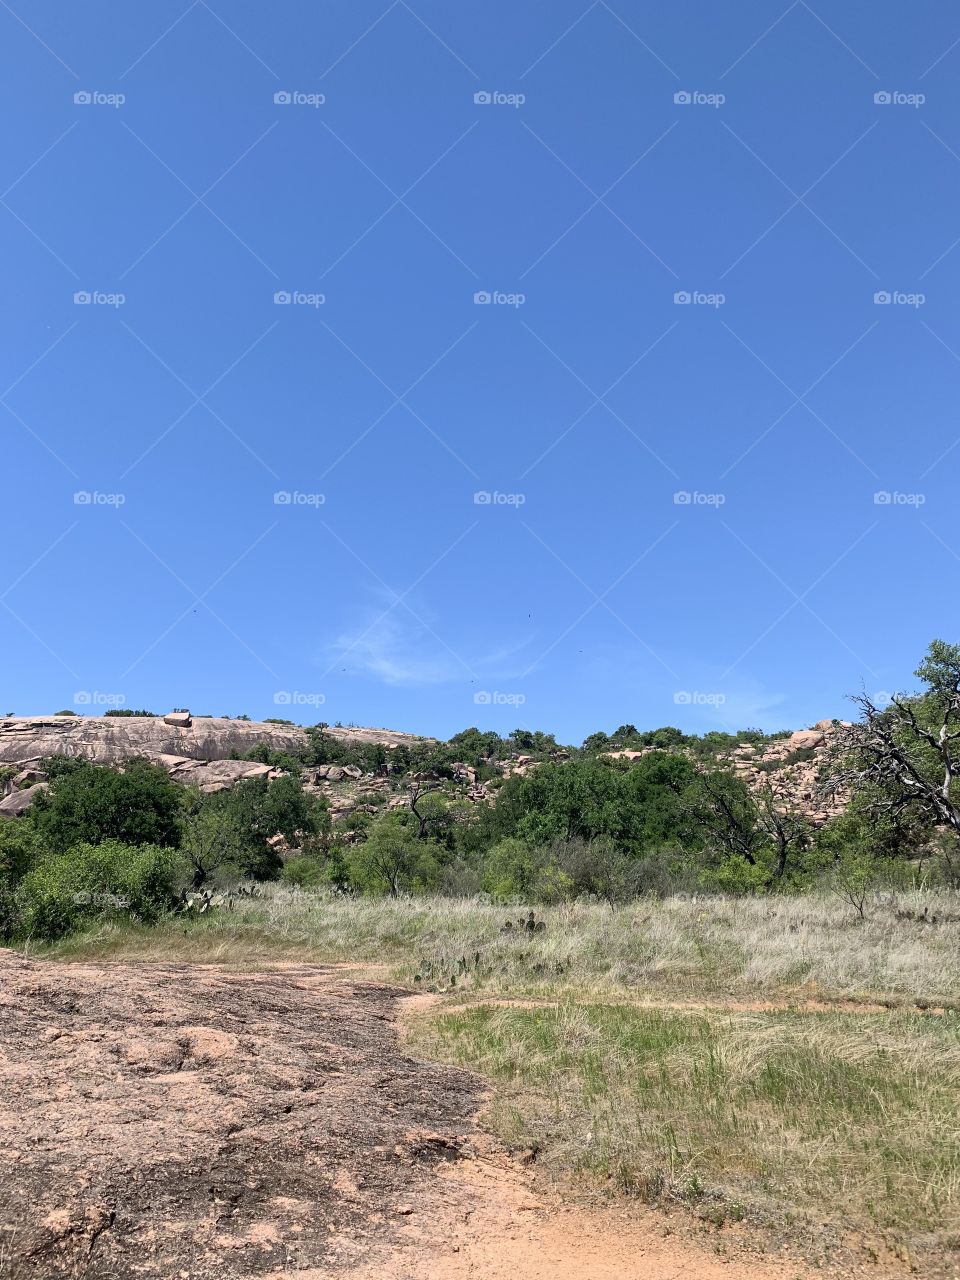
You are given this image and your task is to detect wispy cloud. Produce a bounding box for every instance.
[332,613,465,686]
[325,594,533,688]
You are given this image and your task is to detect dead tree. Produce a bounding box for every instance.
[821,685,960,835]
[690,771,810,883]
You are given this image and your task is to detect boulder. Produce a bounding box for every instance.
[14,768,47,786]
[787,730,823,751]
[0,782,49,817]
[163,712,192,728]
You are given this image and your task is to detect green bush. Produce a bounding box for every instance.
[32,757,184,850]
[482,836,539,900]
[280,856,328,889]
[15,840,183,941]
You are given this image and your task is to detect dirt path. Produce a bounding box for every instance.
[424,992,925,1017]
[295,1141,815,1280]
[1,953,824,1280]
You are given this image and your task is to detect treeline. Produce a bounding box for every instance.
[0,758,328,941]
[4,641,960,941]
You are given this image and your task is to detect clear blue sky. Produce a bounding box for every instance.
[3,1,958,743]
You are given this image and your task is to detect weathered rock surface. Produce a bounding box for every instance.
[0,952,479,1279]
[727,723,851,825]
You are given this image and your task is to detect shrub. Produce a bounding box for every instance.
[31,757,184,850]
[0,820,39,938]
[482,837,540,900]
[546,835,634,903]
[280,856,328,889]
[0,818,38,888]
[15,840,183,940]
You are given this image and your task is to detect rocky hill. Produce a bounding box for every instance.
[0,713,848,827]
[724,720,849,824]
[0,715,427,816]
[608,720,848,825]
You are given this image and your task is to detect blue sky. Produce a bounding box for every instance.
[2,1,959,743]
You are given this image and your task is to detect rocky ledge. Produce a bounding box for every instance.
[0,716,426,811]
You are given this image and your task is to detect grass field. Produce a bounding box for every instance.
[415,1003,959,1264]
[34,886,960,1273]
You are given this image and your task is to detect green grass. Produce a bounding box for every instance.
[412,1001,960,1258]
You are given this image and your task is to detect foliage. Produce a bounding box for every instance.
[179,803,250,889]
[0,818,39,888]
[825,640,960,839]
[190,775,328,884]
[348,811,438,896]
[0,820,40,935]
[506,753,697,857]
[30,757,184,851]
[826,848,878,919]
[482,836,541,900]
[280,854,329,889]
[14,840,182,940]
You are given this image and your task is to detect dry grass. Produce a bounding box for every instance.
[42,885,960,1006]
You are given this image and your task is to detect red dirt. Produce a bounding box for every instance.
[297,1139,820,1280]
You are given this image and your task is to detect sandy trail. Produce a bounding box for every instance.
[299,1142,812,1280]
[1,953,827,1280]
